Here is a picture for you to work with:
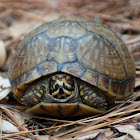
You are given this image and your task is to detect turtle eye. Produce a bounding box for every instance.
[52,76,56,81]
[66,76,73,84]
[66,75,71,81]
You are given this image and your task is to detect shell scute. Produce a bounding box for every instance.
[46,37,78,64]
[61,62,87,78]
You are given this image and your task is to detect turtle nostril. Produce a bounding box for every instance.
[55,84,59,89]
[59,88,64,94]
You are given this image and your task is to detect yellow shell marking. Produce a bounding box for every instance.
[33,98,38,102]
[100,57,104,63]
[57,38,65,63]
[105,70,109,75]
[94,49,99,60]
[113,59,120,65]
[92,40,98,48]
[80,91,84,96]
[36,93,42,98]
[84,96,88,100]
[92,63,95,69]
[40,90,43,94]
[100,41,103,48]
[105,47,109,55]
[84,52,91,61]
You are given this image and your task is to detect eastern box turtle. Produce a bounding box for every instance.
[8,16,136,117]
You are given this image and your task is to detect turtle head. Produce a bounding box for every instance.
[48,74,77,102]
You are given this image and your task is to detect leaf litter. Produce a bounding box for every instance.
[0,0,140,139]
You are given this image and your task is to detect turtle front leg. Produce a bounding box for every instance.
[79,82,107,110]
[21,78,46,106]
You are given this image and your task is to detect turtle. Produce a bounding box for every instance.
[8,16,136,117]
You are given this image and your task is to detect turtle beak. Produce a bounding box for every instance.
[56,80,64,88]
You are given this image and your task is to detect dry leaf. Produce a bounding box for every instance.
[73,129,110,140]
[0,40,6,67]
[14,112,25,125]
[0,76,10,100]
[2,120,19,133]
[115,124,140,140]
[113,135,134,140]
[94,132,108,140]
[37,135,50,140]
[0,76,11,90]
[0,88,10,101]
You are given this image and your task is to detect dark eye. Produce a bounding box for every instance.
[66,76,71,80]
[66,76,73,84]
[55,84,59,89]
[68,79,72,82]
[51,76,56,82]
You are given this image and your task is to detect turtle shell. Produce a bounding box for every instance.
[8,16,135,116]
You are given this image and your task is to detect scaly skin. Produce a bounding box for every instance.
[79,81,107,109]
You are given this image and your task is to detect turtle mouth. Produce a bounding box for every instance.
[51,86,73,99]
[49,74,75,100]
